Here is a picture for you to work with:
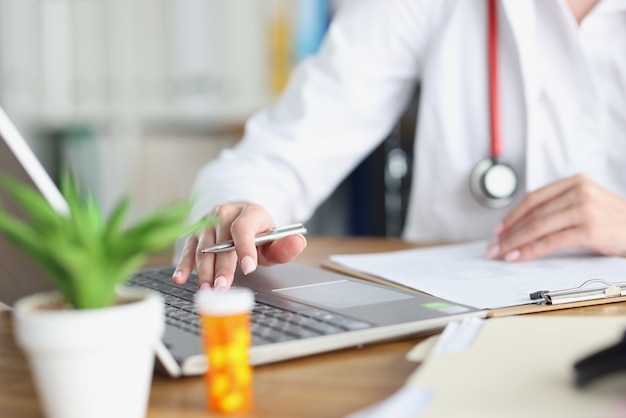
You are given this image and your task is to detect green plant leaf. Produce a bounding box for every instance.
[106,197,130,236]
[0,175,64,228]
[0,172,217,309]
[0,211,73,298]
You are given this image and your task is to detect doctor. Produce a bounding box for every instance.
[173,0,626,290]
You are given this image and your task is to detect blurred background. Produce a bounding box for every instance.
[0,0,415,236]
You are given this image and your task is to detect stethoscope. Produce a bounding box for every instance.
[469,0,519,208]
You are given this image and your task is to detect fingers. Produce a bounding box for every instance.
[499,175,581,231]
[489,174,626,261]
[489,177,586,261]
[258,234,308,265]
[494,190,580,257]
[172,235,199,285]
[496,228,586,262]
[194,226,220,289]
[215,203,274,275]
[173,200,309,291]
[176,202,305,292]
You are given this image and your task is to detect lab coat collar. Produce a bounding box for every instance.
[499,0,539,191]
[499,0,538,99]
[594,0,626,14]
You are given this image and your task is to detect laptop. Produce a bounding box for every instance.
[0,105,486,377]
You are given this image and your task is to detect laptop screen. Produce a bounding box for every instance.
[0,106,67,305]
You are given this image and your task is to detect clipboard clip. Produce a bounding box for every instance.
[529,279,626,305]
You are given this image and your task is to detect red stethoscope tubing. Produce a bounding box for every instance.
[488,0,502,159]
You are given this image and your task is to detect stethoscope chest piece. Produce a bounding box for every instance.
[470,157,518,208]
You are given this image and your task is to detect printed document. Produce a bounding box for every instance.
[329,241,626,309]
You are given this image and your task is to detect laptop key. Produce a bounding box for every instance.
[302,320,345,335]
[133,271,373,345]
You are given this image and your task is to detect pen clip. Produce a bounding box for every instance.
[245,223,307,247]
[529,278,626,305]
[266,224,306,234]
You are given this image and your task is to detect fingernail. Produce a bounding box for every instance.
[298,234,308,248]
[200,282,210,290]
[241,256,257,275]
[492,222,504,236]
[214,276,229,291]
[172,270,182,283]
[486,241,500,259]
[504,250,520,262]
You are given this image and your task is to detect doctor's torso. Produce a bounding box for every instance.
[403,0,626,241]
[191,0,626,244]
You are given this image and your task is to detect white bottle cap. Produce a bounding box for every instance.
[195,287,255,316]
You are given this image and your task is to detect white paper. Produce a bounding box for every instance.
[330,241,626,309]
[429,317,485,355]
[345,384,433,418]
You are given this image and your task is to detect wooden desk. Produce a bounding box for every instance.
[2,236,626,418]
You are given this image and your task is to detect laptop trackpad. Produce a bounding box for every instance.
[272,280,413,309]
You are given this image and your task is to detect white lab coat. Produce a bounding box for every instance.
[189,0,626,242]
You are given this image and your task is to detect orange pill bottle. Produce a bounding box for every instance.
[195,287,255,413]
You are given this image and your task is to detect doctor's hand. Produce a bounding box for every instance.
[172,202,307,291]
[487,174,626,262]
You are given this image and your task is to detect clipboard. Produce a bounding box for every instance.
[530,279,626,304]
[321,242,626,318]
[492,278,626,317]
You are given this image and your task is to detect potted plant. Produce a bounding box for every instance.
[0,172,213,418]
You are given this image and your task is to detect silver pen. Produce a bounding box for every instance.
[200,223,308,253]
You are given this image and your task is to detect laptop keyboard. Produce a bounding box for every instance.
[130,268,371,346]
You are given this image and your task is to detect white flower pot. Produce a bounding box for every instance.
[12,286,164,418]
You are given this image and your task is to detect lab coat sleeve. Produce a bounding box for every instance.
[188,0,438,226]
